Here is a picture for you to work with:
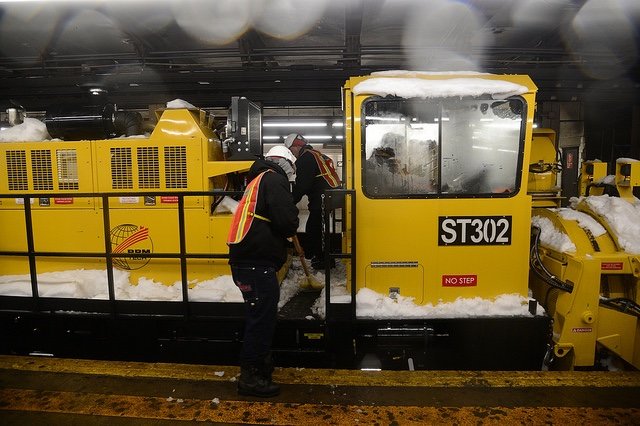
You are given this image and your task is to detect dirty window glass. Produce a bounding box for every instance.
[363,98,524,197]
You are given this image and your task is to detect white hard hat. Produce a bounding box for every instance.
[265,145,297,182]
[265,145,296,164]
[284,133,306,149]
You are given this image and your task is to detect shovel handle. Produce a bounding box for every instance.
[292,235,312,277]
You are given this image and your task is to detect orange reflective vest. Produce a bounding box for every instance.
[227,170,272,245]
[308,149,341,188]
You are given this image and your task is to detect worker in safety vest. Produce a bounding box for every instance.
[227,145,299,397]
[284,133,341,270]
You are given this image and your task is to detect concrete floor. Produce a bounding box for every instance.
[1,355,639,425]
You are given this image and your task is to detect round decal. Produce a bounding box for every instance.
[110,224,153,270]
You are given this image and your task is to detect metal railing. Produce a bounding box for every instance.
[322,189,356,322]
[1,188,359,322]
[0,190,244,318]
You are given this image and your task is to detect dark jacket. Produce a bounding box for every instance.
[229,159,299,270]
[292,146,333,211]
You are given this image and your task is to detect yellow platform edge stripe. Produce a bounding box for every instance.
[1,355,639,388]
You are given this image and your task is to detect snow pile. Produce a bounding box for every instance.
[0,259,538,319]
[531,215,577,253]
[309,262,539,319]
[0,117,50,142]
[354,288,538,318]
[0,269,243,302]
[372,70,490,77]
[578,195,640,254]
[353,77,528,100]
[555,208,607,238]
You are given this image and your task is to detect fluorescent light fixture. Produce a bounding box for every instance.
[303,135,333,140]
[332,122,344,127]
[263,122,327,127]
[433,118,450,122]
[262,136,281,140]
[335,135,343,140]
[365,116,400,122]
[472,145,492,150]
[198,81,210,85]
[129,83,139,87]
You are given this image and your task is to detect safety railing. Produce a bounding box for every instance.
[322,189,356,322]
[0,190,244,319]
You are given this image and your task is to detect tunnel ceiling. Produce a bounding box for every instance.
[0,0,638,111]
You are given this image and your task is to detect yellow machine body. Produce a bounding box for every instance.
[531,160,640,369]
[528,128,561,207]
[342,74,537,305]
[2,73,638,371]
[578,160,608,196]
[0,109,252,286]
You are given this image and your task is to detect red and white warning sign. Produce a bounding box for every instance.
[442,274,477,287]
[160,196,179,204]
[601,262,623,271]
[54,197,74,205]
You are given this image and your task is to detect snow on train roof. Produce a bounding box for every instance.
[352,76,529,100]
[0,98,191,142]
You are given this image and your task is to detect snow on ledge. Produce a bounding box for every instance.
[353,287,541,318]
[353,77,528,100]
[166,99,197,109]
[372,70,491,77]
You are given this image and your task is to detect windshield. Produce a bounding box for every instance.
[362,97,525,197]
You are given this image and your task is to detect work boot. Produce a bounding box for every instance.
[238,365,280,397]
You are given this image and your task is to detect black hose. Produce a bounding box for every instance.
[113,111,143,137]
[600,297,640,318]
[531,226,640,319]
[530,226,574,293]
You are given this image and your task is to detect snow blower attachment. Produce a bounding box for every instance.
[292,236,323,291]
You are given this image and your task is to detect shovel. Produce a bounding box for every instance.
[292,235,324,291]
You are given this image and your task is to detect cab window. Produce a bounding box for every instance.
[362,98,525,198]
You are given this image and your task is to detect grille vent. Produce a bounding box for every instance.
[6,150,28,191]
[164,146,187,188]
[56,149,79,190]
[137,146,160,189]
[31,150,54,190]
[110,147,133,189]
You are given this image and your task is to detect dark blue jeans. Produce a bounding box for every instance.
[231,264,280,366]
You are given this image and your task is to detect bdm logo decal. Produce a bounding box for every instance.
[110,224,153,270]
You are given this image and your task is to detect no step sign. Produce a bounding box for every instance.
[442,274,478,287]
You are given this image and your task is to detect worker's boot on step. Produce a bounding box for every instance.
[238,365,280,397]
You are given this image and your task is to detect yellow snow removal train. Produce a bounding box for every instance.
[0,73,638,370]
